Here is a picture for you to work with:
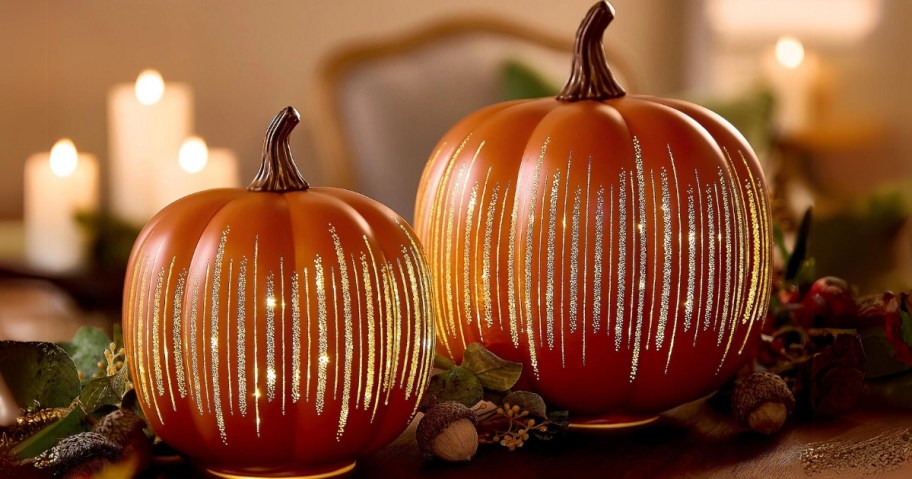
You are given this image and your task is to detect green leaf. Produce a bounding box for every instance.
[433,354,456,371]
[786,208,812,281]
[12,406,88,459]
[772,222,789,265]
[901,310,912,348]
[502,391,547,418]
[460,343,523,392]
[425,366,483,407]
[0,341,81,410]
[80,363,130,413]
[59,326,111,381]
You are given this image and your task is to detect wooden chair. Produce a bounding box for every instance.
[314,15,636,222]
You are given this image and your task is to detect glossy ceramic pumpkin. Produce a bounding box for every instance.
[414,2,772,422]
[123,107,435,477]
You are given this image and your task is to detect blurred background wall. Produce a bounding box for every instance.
[1,0,909,291]
[0,0,686,219]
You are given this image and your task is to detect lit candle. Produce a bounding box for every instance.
[108,69,192,225]
[24,139,99,273]
[764,36,820,135]
[153,136,239,211]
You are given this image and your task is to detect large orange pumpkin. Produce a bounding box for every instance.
[123,107,435,477]
[414,2,772,423]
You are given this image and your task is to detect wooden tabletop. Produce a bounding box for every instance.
[148,397,912,478]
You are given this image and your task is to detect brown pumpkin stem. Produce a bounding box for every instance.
[248,106,310,192]
[556,1,626,102]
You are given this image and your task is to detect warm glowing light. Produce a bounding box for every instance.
[775,36,805,69]
[135,69,165,105]
[178,136,208,173]
[254,388,262,399]
[637,223,644,232]
[49,139,78,177]
[267,368,277,382]
[266,296,277,308]
[319,355,330,365]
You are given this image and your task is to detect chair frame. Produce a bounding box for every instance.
[314,14,636,190]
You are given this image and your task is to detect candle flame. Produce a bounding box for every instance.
[135,69,165,105]
[178,136,209,173]
[49,139,78,178]
[775,36,805,69]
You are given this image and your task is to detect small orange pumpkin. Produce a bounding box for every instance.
[123,107,435,477]
[414,2,772,423]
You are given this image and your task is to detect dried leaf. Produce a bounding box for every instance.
[460,343,522,392]
[12,407,87,459]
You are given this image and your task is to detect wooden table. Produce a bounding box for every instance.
[148,397,912,478]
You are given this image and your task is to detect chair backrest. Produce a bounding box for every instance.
[315,16,635,221]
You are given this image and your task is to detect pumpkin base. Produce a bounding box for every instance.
[205,461,356,479]
[567,414,659,431]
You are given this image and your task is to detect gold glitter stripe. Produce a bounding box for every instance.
[163,258,177,410]
[545,169,561,351]
[523,138,549,377]
[536,175,548,347]
[253,237,261,437]
[291,271,301,404]
[266,271,276,402]
[472,169,492,334]
[236,258,248,416]
[394,256,413,393]
[401,249,422,400]
[226,260,233,416]
[363,239,384,422]
[704,185,717,335]
[202,263,212,414]
[331,268,340,401]
[152,264,165,397]
[303,267,312,404]
[582,159,592,363]
[495,182,510,335]
[665,147,685,372]
[657,168,672,349]
[331,226,353,440]
[685,188,697,332]
[386,262,403,407]
[717,172,735,350]
[350,256,363,409]
[559,156,573,366]
[462,181,479,331]
[648,172,659,349]
[211,228,228,443]
[280,258,287,415]
[189,268,202,415]
[314,255,328,415]
[569,186,582,334]
[172,270,187,399]
[482,183,499,330]
[615,173,627,350]
[593,185,605,333]
[631,138,647,381]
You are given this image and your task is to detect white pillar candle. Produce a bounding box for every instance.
[152,137,240,212]
[108,69,192,225]
[764,36,820,136]
[24,139,99,273]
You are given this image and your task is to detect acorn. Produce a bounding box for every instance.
[93,408,151,470]
[732,372,795,434]
[416,401,479,462]
[34,431,122,477]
